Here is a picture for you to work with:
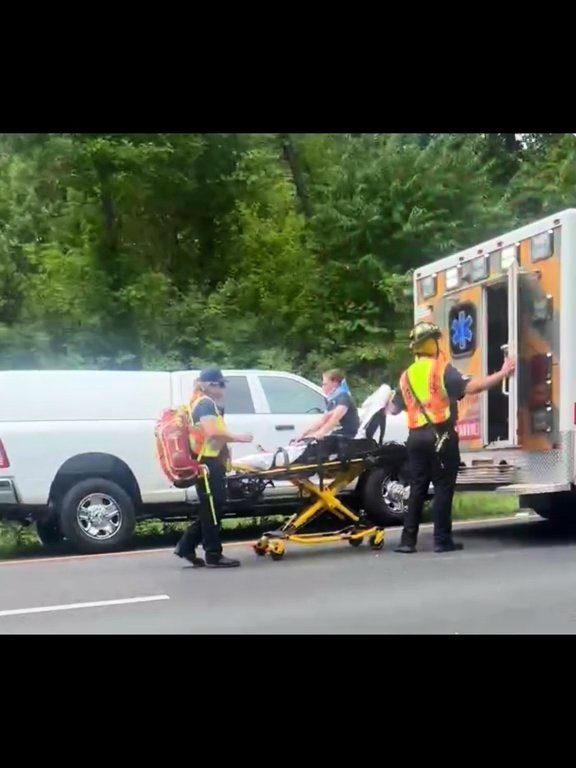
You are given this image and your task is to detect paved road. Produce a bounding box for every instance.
[1,515,576,634]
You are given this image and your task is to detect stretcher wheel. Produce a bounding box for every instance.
[268,540,286,561]
[348,536,364,547]
[253,539,269,556]
[370,530,385,550]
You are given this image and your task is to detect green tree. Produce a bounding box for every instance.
[0,131,564,393]
[506,134,576,221]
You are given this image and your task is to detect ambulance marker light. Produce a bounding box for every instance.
[420,274,437,300]
[531,231,554,262]
[502,245,519,268]
[471,255,489,281]
[446,267,459,290]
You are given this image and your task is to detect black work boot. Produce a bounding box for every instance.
[394,544,417,554]
[206,555,241,568]
[434,541,464,553]
[174,546,206,567]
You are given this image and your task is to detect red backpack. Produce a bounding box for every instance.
[155,406,206,488]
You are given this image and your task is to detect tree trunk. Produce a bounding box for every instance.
[278,133,313,218]
[94,161,142,368]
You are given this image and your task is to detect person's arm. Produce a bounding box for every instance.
[296,412,331,441]
[309,392,354,439]
[201,418,252,443]
[194,399,252,443]
[386,389,405,416]
[309,405,348,439]
[464,357,516,396]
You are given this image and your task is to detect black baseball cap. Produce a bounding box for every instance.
[198,367,227,385]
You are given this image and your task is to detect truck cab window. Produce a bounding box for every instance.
[224,377,255,415]
[259,376,325,414]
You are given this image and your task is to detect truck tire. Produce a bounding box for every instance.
[58,478,136,554]
[36,518,64,547]
[362,464,411,527]
[523,491,576,527]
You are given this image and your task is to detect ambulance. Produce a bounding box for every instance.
[414,208,576,521]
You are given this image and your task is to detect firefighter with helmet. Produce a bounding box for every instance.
[387,321,516,553]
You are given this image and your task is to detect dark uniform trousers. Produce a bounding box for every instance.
[177,458,227,561]
[401,423,460,548]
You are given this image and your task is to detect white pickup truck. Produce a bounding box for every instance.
[0,368,408,554]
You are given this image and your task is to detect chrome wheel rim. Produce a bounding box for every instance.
[77,493,122,540]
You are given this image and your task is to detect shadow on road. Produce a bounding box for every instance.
[5,516,576,564]
[0,517,285,562]
[456,518,576,548]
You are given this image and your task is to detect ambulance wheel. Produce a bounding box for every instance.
[348,537,363,547]
[59,478,136,554]
[269,541,286,561]
[523,492,576,527]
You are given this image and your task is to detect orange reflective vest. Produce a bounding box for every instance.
[399,358,451,430]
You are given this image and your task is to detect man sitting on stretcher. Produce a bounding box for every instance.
[295,369,360,442]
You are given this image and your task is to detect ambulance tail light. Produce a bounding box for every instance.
[529,353,553,433]
[532,407,553,434]
[529,353,553,409]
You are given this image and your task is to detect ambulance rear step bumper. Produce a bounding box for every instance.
[494,482,571,496]
[456,463,518,486]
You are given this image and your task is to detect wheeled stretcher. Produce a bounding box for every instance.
[229,420,408,560]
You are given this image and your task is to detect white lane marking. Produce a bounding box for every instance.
[0,594,170,618]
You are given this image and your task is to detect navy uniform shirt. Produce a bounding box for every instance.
[191,397,222,423]
[327,391,360,437]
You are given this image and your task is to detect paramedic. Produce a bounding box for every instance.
[387,322,516,554]
[296,369,360,441]
[174,367,253,569]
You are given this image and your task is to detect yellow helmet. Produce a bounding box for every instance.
[409,321,442,350]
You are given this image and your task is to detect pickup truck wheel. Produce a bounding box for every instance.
[362,465,411,527]
[59,478,136,554]
[36,518,64,547]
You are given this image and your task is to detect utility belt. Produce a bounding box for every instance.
[191,448,230,472]
[409,419,454,434]
[408,420,455,464]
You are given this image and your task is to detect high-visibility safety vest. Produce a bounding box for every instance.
[399,358,451,430]
[188,394,227,459]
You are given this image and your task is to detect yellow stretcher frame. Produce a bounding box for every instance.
[231,454,386,561]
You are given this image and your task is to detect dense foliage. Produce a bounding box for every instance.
[0,132,573,395]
